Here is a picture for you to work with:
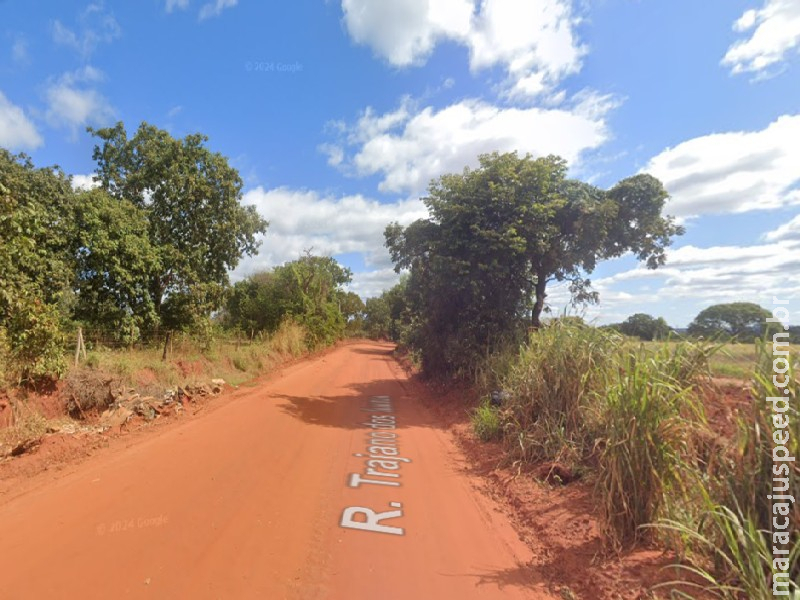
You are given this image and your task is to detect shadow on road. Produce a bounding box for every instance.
[346,345,395,357]
[272,379,440,431]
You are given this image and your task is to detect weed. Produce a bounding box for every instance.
[471,400,502,442]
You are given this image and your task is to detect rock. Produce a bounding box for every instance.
[210,378,226,387]
[99,406,133,429]
[489,390,510,407]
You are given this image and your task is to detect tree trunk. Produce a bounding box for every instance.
[531,273,548,329]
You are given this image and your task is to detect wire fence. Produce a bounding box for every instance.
[69,325,266,367]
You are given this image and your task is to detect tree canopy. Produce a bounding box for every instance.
[613,313,672,341]
[385,152,682,375]
[225,254,353,346]
[89,122,268,329]
[687,302,773,341]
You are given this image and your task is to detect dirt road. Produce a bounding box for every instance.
[0,342,551,599]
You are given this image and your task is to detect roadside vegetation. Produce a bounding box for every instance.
[362,152,799,597]
[0,123,362,446]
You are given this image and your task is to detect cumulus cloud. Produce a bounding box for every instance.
[52,3,121,59]
[723,0,800,76]
[45,67,114,136]
[231,187,427,283]
[0,90,43,150]
[340,0,584,98]
[326,92,615,194]
[644,114,800,217]
[348,268,406,299]
[592,240,800,316]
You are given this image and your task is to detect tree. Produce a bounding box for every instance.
[385,152,682,375]
[0,150,76,382]
[363,280,409,341]
[225,254,353,346]
[616,313,671,341]
[89,122,268,330]
[687,303,773,341]
[71,188,159,339]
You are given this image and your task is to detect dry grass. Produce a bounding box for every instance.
[73,320,310,394]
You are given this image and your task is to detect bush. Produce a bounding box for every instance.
[5,297,66,385]
[471,400,502,442]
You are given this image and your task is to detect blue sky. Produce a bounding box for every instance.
[2,0,799,326]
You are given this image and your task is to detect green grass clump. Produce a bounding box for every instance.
[471,400,502,442]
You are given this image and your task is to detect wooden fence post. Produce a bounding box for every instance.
[74,328,83,367]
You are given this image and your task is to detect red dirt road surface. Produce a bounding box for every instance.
[0,342,553,599]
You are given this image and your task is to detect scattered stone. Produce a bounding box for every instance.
[99,406,134,430]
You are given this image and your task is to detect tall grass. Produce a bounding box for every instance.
[594,341,716,548]
[594,341,714,548]
[666,335,800,597]
[499,321,619,464]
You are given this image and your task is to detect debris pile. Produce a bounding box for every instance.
[99,379,227,430]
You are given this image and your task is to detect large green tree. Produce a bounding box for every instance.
[363,280,409,341]
[89,122,268,329]
[687,302,773,341]
[385,152,682,374]
[614,313,672,341]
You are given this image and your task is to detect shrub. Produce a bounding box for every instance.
[471,400,502,442]
[5,297,66,385]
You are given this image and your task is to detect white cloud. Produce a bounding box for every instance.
[0,90,43,150]
[765,214,800,242]
[348,268,405,299]
[231,187,427,281]
[45,67,114,136]
[52,3,121,59]
[341,0,473,66]
[71,174,99,191]
[723,0,800,76]
[166,0,190,12]
[328,92,614,194]
[584,238,800,325]
[644,114,800,218]
[341,0,584,98]
[199,0,238,20]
